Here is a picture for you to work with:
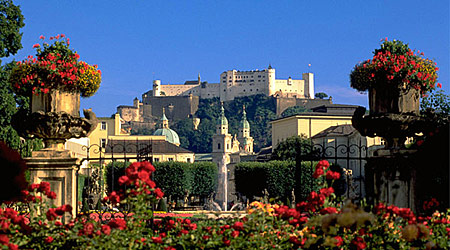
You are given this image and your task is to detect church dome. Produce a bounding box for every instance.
[153,128,180,145]
[153,108,180,145]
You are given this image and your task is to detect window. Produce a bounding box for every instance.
[187,158,191,163]
[227,144,230,149]
[100,138,106,148]
[218,143,221,149]
[154,158,160,162]
[168,158,174,161]
[101,122,107,130]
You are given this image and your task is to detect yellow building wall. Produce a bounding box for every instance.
[271,115,353,149]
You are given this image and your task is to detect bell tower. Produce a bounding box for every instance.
[237,105,254,153]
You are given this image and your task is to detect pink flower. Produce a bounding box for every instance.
[39,35,45,40]
[33,44,40,48]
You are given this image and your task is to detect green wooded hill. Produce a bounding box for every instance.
[172,94,276,153]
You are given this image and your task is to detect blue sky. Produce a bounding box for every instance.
[9,0,450,117]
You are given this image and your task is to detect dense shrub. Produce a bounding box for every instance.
[153,162,192,202]
[189,162,217,200]
[235,161,320,203]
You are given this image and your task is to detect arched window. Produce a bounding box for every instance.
[218,143,221,150]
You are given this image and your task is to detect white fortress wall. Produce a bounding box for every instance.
[160,84,197,96]
[274,79,306,97]
[200,83,220,99]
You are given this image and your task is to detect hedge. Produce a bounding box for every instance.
[189,162,217,200]
[235,161,318,203]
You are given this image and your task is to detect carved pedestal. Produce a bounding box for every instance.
[26,149,80,222]
[365,149,418,212]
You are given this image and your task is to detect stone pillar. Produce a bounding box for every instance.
[26,148,80,222]
[216,154,228,211]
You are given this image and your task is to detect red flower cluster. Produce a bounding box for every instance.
[351,236,367,250]
[351,39,440,95]
[326,170,340,180]
[376,203,416,224]
[104,161,164,205]
[108,218,127,230]
[423,198,440,212]
[0,208,31,249]
[10,34,101,97]
[27,181,57,200]
[46,205,72,221]
[313,160,329,179]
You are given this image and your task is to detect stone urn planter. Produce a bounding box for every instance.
[12,89,98,149]
[368,84,420,116]
[31,89,80,117]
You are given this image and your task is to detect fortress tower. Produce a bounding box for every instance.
[153,80,161,97]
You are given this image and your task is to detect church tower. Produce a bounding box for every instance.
[237,105,254,153]
[212,102,233,163]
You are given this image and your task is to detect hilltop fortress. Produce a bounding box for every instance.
[117,66,331,123]
[151,65,314,101]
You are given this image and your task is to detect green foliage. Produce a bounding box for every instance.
[314,92,328,99]
[272,135,314,161]
[374,39,410,55]
[235,160,318,203]
[153,161,192,202]
[174,94,276,153]
[189,162,217,200]
[130,127,154,135]
[280,105,310,117]
[421,89,450,115]
[234,161,295,202]
[0,0,25,58]
[0,62,20,148]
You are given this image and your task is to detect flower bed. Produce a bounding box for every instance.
[1,146,449,249]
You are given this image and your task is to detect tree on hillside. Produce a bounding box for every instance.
[281,105,310,118]
[315,92,328,99]
[173,95,277,153]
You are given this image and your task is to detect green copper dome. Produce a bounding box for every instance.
[240,105,250,129]
[153,128,180,145]
[153,108,180,145]
[217,102,228,126]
